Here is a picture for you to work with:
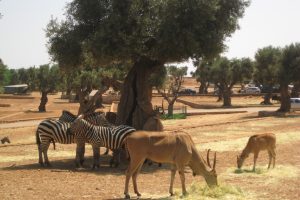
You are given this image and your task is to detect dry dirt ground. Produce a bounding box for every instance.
[0,91,299,200]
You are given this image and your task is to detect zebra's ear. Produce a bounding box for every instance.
[76,114,84,120]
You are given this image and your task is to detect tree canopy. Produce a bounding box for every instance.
[47,0,249,67]
[47,0,250,128]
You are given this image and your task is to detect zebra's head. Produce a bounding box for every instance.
[69,114,89,136]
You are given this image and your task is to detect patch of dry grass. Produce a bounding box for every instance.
[227,165,299,185]
[143,182,249,200]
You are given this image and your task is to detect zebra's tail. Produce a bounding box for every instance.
[51,139,56,150]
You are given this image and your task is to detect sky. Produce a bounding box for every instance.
[1,0,300,74]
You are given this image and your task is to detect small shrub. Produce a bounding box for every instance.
[161,113,186,120]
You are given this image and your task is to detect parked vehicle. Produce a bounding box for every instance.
[241,87,261,94]
[290,98,300,110]
[178,89,196,95]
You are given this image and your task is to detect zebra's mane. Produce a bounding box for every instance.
[62,110,77,118]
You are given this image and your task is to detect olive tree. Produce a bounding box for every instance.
[47,0,249,129]
[278,43,300,112]
[210,57,253,106]
[192,59,211,94]
[37,64,61,112]
[157,66,187,116]
[254,46,281,104]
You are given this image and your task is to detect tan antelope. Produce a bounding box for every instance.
[237,133,276,171]
[123,131,218,199]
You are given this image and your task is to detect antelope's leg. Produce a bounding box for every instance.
[178,170,187,195]
[43,143,51,167]
[271,148,276,168]
[132,160,145,197]
[253,151,259,171]
[169,165,177,196]
[92,146,100,169]
[124,157,144,199]
[75,142,85,168]
[267,150,272,169]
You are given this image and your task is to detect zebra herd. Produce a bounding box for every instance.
[36,110,134,168]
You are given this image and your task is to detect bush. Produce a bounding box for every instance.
[161,113,186,120]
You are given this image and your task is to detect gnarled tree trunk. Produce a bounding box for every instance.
[278,84,290,112]
[223,88,232,107]
[117,57,162,130]
[38,91,48,112]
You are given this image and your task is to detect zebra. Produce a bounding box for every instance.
[69,116,136,167]
[36,110,112,168]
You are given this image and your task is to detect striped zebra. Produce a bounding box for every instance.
[36,110,111,168]
[69,117,136,166]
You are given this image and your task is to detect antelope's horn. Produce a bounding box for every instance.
[207,149,211,168]
[213,152,217,170]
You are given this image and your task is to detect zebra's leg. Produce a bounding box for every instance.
[75,142,85,168]
[92,146,100,169]
[43,142,51,167]
[38,144,44,166]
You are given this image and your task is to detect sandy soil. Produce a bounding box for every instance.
[1,112,300,200]
[0,83,299,200]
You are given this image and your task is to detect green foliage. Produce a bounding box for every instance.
[37,64,62,93]
[210,57,253,88]
[161,113,186,120]
[47,0,249,68]
[279,43,300,85]
[254,46,281,86]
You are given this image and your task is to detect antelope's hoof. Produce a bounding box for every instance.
[182,191,188,196]
[124,194,130,199]
[136,192,141,197]
[170,192,174,196]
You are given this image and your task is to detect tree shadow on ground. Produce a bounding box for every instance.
[1,155,170,176]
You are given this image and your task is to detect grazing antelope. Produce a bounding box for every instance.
[123,131,218,199]
[237,133,276,171]
[1,136,10,144]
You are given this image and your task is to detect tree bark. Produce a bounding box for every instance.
[222,88,232,107]
[261,92,273,105]
[167,103,174,116]
[291,82,300,98]
[199,82,206,94]
[77,89,105,115]
[38,91,48,112]
[117,57,162,130]
[278,84,291,112]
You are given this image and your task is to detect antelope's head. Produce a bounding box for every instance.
[237,154,248,169]
[204,149,218,187]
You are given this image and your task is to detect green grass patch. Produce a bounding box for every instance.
[161,113,186,120]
